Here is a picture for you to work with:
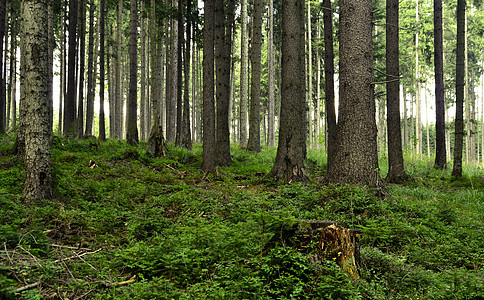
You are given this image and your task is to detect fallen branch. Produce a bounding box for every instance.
[49,244,92,251]
[54,248,102,263]
[116,275,137,286]
[13,281,41,293]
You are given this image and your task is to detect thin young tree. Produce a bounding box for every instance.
[270,0,307,183]
[434,0,446,169]
[452,0,466,177]
[247,0,262,152]
[202,0,217,172]
[64,0,78,136]
[126,0,139,145]
[21,0,52,202]
[326,0,385,191]
[385,0,408,183]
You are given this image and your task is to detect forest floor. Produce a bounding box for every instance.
[0,135,483,299]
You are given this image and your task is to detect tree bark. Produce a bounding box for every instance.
[433,0,446,169]
[76,0,86,138]
[247,0,262,153]
[452,0,466,177]
[85,0,96,136]
[0,0,5,133]
[267,0,275,147]
[385,0,408,183]
[99,0,106,141]
[175,0,183,146]
[239,0,248,147]
[126,0,139,145]
[115,0,123,139]
[181,0,193,149]
[64,0,78,136]
[21,0,52,202]
[202,0,217,172]
[323,0,337,169]
[270,0,307,183]
[325,0,385,193]
[140,0,146,140]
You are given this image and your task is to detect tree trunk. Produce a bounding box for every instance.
[307,0,313,149]
[182,0,192,149]
[167,4,178,143]
[126,0,139,145]
[76,0,86,138]
[175,0,183,146]
[267,0,275,147]
[58,1,66,135]
[215,0,235,165]
[239,0,248,147]
[323,0,337,169]
[385,0,407,183]
[270,0,307,183]
[202,0,217,172]
[115,0,123,139]
[21,0,52,202]
[64,0,78,136]
[99,0,106,141]
[0,0,5,134]
[325,0,385,192]
[108,27,115,138]
[434,0,446,169]
[85,0,96,136]
[247,0,262,153]
[8,5,17,131]
[452,0,465,177]
[140,0,146,140]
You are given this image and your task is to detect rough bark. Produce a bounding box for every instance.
[21,0,53,202]
[64,0,78,136]
[115,0,123,139]
[85,0,96,136]
[325,0,385,193]
[239,0,248,147]
[99,0,106,141]
[323,0,337,169]
[202,0,216,172]
[247,0,262,153]
[181,0,192,150]
[434,0,446,169]
[0,0,5,133]
[267,0,275,147]
[140,0,146,140]
[47,3,53,133]
[167,3,178,143]
[270,0,307,183]
[452,0,465,177]
[385,0,408,183]
[76,0,86,137]
[126,0,139,145]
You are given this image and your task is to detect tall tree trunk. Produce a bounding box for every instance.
[85,0,96,136]
[175,0,184,147]
[464,11,470,164]
[202,0,216,172]
[247,0,262,152]
[47,3,54,133]
[21,0,52,202]
[76,0,86,137]
[58,1,66,135]
[326,0,385,192]
[323,0,336,168]
[64,0,78,136]
[452,0,466,177]
[434,0,446,169]
[215,0,235,165]
[108,27,115,138]
[270,0,307,183]
[239,0,248,147]
[267,0,275,147]
[140,0,146,140]
[167,4,178,143]
[307,0,313,149]
[99,0,106,141]
[0,0,5,133]
[126,0,139,145]
[8,6,17,131]
[182,0,192,149]
[115,0,123,139]
[415,0,422,155]
[386,0,407,183]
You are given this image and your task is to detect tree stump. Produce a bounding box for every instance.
[317,224,361,280]
[147,125,167,157]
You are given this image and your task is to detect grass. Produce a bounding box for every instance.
[0,135,483,299]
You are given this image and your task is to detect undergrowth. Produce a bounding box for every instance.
[0,136,482,299]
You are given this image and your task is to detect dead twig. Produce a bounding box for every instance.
[13,281,41,293]
[49,244,92,251]
[54,248,102,263]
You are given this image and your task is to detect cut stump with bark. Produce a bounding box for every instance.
[147,125,167,157]
[318,224,361,280]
